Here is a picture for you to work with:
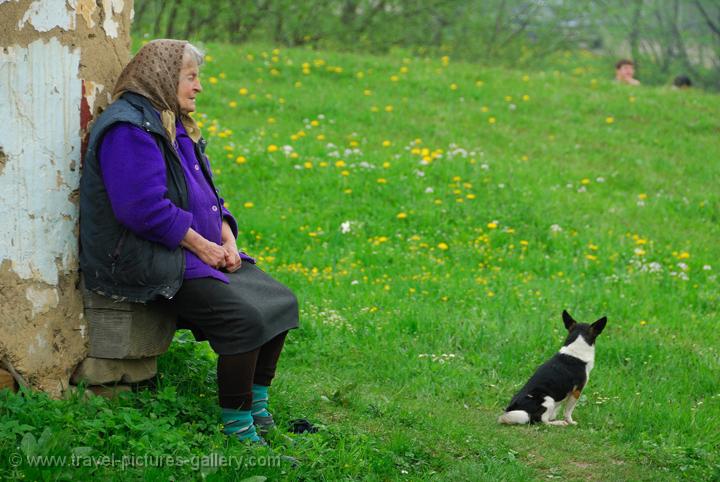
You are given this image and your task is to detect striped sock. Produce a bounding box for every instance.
[221,408,261,442]
[251,384,271,419]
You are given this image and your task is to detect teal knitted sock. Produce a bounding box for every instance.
[221,408,261,442]
[251,384,271,418]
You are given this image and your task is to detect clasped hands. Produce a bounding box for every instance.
[180,220,242,273]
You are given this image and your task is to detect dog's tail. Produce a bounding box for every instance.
[498,410,530,425]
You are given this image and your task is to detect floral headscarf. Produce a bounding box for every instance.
[113,39,202,143]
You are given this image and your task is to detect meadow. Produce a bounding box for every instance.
[1,43,719,481]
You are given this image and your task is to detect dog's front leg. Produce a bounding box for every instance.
[563,390,581,425]
[541,397,569,426]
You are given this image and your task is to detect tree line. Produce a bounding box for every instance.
[133,0,720,89]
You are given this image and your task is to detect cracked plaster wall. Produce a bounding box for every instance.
[0,0,133,396]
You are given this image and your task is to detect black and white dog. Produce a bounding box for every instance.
[498,310,607,426]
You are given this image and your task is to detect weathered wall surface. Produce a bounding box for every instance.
[0,0,133,397]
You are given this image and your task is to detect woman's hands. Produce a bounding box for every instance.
[221,220,242,272]
[180,227,229,269]
[180,221,242,272]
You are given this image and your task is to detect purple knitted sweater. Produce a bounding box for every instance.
[98,119,252,284]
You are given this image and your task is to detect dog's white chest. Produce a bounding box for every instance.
[559,336,595,380]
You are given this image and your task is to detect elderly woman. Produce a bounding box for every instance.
[79,39,299,444]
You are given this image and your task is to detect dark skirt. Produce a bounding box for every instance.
[170,262,299,355]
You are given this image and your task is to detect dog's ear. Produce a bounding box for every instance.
[562,310,577,331]
[591,316,607,335]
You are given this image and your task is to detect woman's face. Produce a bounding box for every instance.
[177,56,202,114]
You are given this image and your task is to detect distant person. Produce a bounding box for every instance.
[673,75,692,89]
[615,59,640,85]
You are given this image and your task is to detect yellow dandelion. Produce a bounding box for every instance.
[522,94,530,101]
[438,242,449,250]
[235,155,247,164]
[396,212,407,219]
[228,101,237,108]
[377,178,388,184]
[364,89,372,96]
[340,170,350,176]
[385,105,394,112]
[244,202,254,208]
[382,162,391,168]
[581,178,590,185]
[382,140,391,147]
[638,193,648,200]
[488,117,496,124]
[304,161,313,169]
[239,87,249,95]
[450,83,458,90]
[585,254,597,261]
[316,134,326,141]
[390,75,399,82]
[487,222,498,229]
[267,145,278,153]
[209,77,218,84]
[606,116,615,124]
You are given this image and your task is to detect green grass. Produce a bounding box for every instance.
[2,42,719,480]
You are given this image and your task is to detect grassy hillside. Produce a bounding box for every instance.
[2,43,719,481]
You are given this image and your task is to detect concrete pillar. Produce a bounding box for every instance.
[0,0,134,397]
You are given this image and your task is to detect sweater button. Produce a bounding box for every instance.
[211,205,218,212]
[194,164,200,170]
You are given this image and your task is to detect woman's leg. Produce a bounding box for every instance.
[253,330,288,386]
[251,331,289,433]
[217,349,259,410]
[216,349,264,442]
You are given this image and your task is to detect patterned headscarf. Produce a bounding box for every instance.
[113,39,202,143]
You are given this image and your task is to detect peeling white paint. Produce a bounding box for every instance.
[19,0,77,32]
[79,323,86,338]
[84,80,105,113]
[0,38,81,284]
[25,286,60,316]
[101,0,124,38]
[76,0,97,29]
[0,0,19,5]
[27,333,48,355]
